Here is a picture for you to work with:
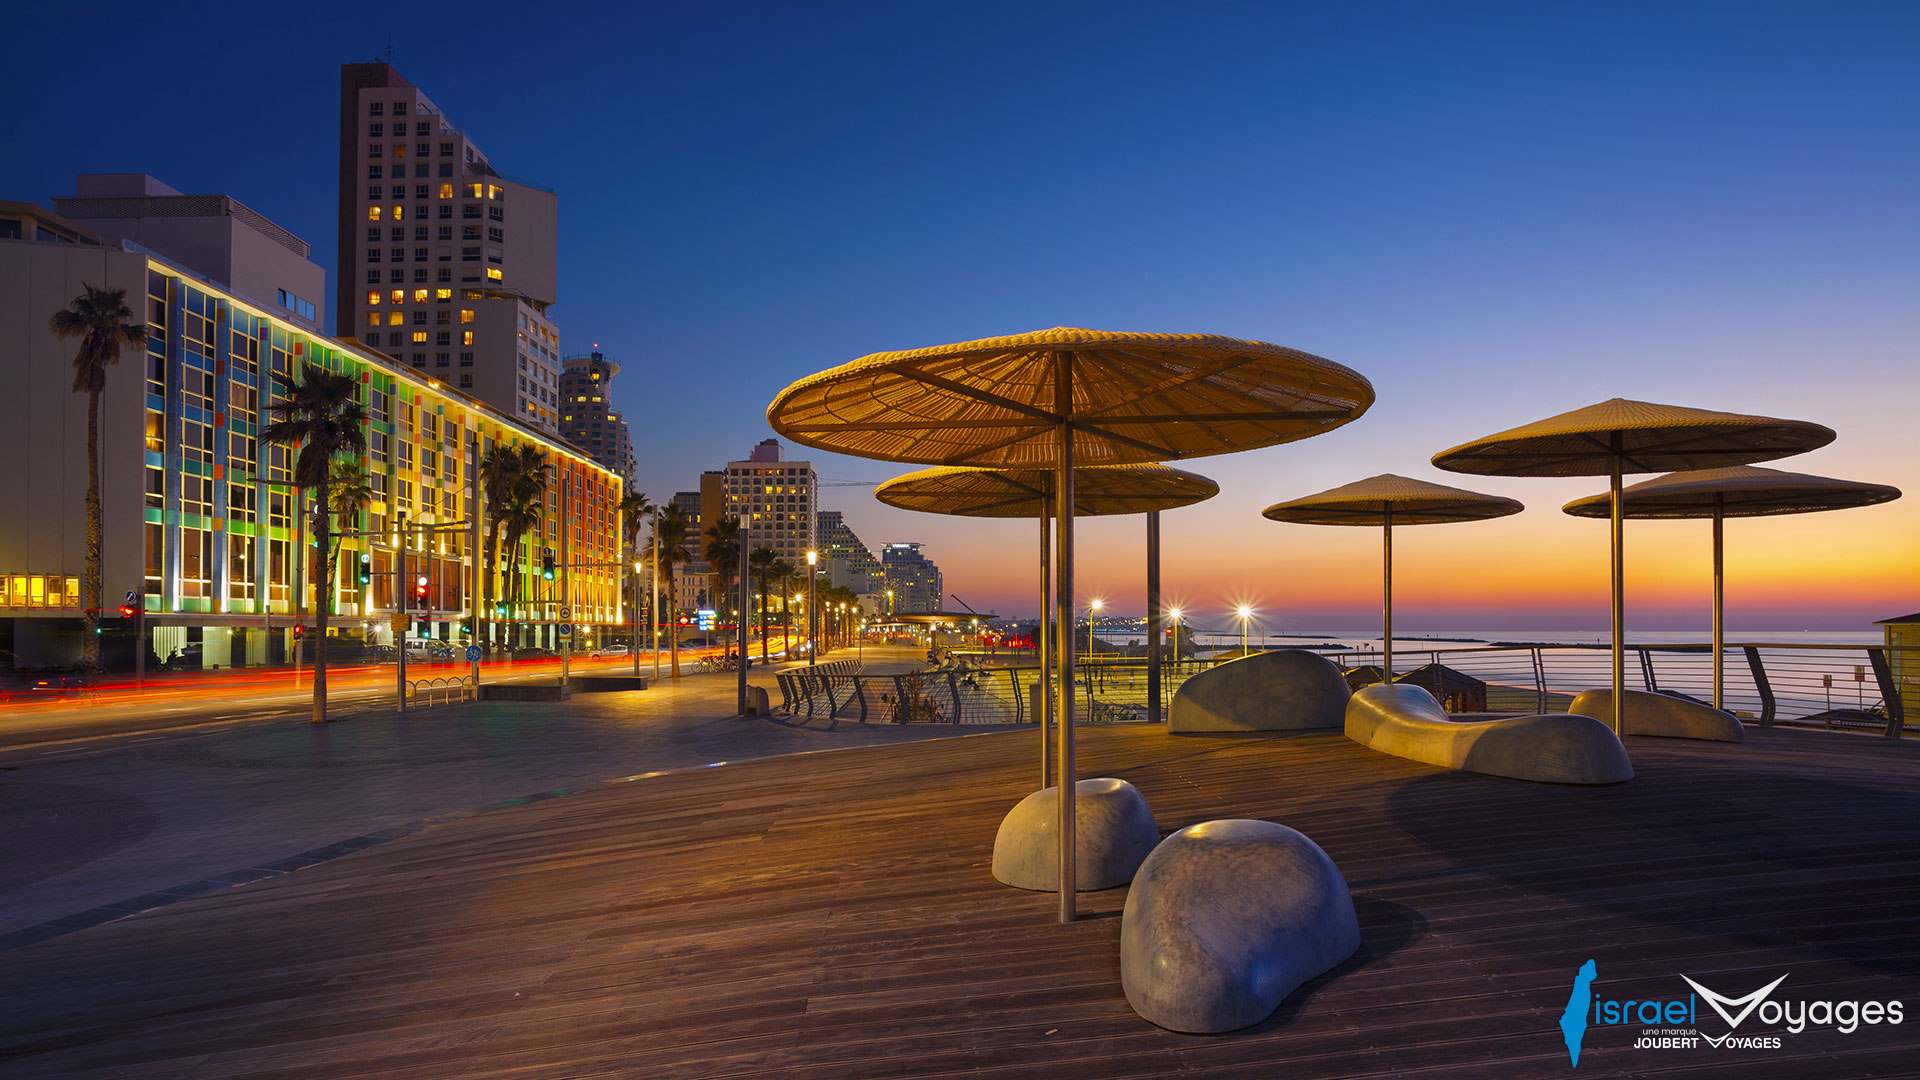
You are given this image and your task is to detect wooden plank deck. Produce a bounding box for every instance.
[0,724,1915,1078]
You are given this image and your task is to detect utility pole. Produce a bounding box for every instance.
[395,511,409,713]
[469,434,482,687]
[650,504,660,682]
[737,516,749,714]
[559,470,571,695]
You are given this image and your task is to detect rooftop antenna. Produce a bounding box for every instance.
[385,38,393,64]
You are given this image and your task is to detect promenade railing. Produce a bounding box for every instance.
[785,643,1914,737]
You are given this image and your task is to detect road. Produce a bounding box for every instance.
[0,645,979,949]
[0,637,805,750]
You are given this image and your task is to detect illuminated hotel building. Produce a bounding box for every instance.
[336,62,564,434]
[723,440,816,564]
[880,542,943,614]
[0,211,622,670]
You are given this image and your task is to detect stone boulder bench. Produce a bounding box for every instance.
[1568,688,1744,741]
[1168,650,1350,732]
[1345,684,1633,785]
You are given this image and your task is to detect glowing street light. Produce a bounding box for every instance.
[1236,604,1254,657]
[806,549,819,664]
[1087,597,1103,661]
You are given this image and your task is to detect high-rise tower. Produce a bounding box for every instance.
[337,62,563,432]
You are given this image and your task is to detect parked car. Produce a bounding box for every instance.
[514,646,559,660]
[403,638,455,661]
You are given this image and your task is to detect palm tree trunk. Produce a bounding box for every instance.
[312,480,331,724]
[82,387,103,672]
[483,519,502,652]
[759,581,768,662]
[666,560,680,678]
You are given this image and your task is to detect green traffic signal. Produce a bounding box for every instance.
[357,552,372,585]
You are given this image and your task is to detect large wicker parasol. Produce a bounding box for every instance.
[1563,465,1900,708]
[772,327,1372,921]
[1262,474,1523,683]
[879,464,1218,791]
[1434,398,1835,735]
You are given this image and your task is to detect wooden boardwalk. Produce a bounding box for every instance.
[1,724,1915,1078]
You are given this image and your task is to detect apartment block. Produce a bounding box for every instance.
[816,510,882,595]
[881,542,943,614]
[336,62,563,433]
[723,440,816,564]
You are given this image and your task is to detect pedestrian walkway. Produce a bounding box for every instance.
[0,648,1003,943]
[0,723,1912,1077]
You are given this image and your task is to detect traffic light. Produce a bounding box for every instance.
[541,547,556,581]
[358,552,372,585]
[494,603,507,618]
[414,574,429,606]
[293,624,306,639]
[119,601,136,621]
[459,619,472,636]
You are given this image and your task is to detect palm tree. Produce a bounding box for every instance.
[261,363,368,723]
[704,516,742,657]
[648,504,691,676]
[49,284,148,673]
[480,442,546,651]
[771,557,797,656]
[747,545,780,662]
[617,490,653,654]
[324,458,374,607]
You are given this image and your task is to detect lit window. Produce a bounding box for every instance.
[413,331,428,344]
[367,312,381,327]
[459,309,474,324]
[486,268,502,281]
[467,182,483,198]
[438,183,453,199]
[367,206,382,221]
[391,142,406,158]
[487,185,502,200]
[413,288,428,303]
[367,290,381,305]
[388,312,403,326]
[392,205,404,220]
[390,290,405,303]
[436,288,451,301]
[462,331,474,345]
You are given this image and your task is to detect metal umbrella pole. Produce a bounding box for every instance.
[1146,510,1161,724]
[1038,501,1053,791]
[1609,433,1624,737]
[1053,353,1076,923]
[1382,505,1393,683]
[1712,492,1724,710]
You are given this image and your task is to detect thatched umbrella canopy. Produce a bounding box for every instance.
[771,327,1372,920]
[879,463,1218,792]
[1434,398,1834,735]
[1564,465,1900,708]
[1262,474,1522,682]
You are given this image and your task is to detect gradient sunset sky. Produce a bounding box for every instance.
[4,2,1913,630]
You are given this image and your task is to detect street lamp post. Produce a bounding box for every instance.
[806,549,818,664]
[1237,605,1253,658]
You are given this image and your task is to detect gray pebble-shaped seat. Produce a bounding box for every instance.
[1168,649,1350,732]
[1345,684,1633,784]
[991,778,1159,892]
[1567,688,1744,741]
[1121,819,1360,1033]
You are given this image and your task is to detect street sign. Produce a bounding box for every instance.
[465,645,482,663]
[559,604,572,621]
[391,612,409,635]
[559,623,573,638]
[124,589,137,605]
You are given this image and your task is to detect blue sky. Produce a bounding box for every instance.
[6,1,1914,626]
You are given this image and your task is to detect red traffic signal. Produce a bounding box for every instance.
[293,624,306,638]
[119,603,136,620]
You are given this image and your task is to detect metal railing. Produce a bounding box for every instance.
[406,674,478,708]
[810,643,1913,736]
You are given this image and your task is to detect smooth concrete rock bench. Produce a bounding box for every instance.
[1345,684,1633,785]
[1121,819,1360,1033]
[991,778,1159,892]
[1168,649,1350,732]
[1567,688,1744,742]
